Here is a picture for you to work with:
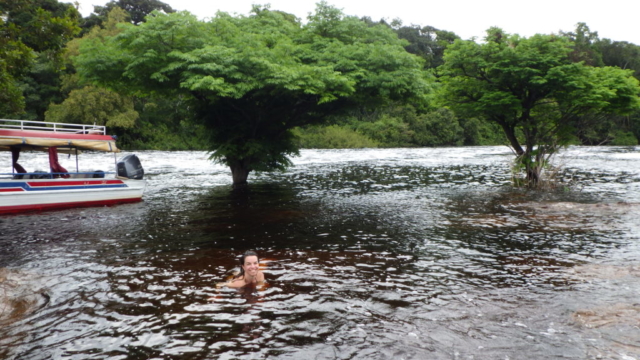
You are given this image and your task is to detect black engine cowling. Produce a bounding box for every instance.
[116,154,144,180]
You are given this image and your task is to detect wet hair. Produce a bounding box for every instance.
[237,250,259,279]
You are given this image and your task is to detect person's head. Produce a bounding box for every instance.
[238,250,260,278]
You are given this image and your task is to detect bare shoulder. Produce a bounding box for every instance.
[227,277,245,288]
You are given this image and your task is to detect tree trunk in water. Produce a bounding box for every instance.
[499,122,524,156]
[229,160,251,188]
[521,147,542,188]
[527,167,540,187]
[499,121,542,187]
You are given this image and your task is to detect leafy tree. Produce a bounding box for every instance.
[45,85,138,128]
[560,24,640,146]
[75,3,430,186]
[355,114,414,146]
[56,7,204,150]
[1,0,80,54]
[350,105,464,147]
[119,96,209,150]
[80,0,174,33]
[456,117,505,146]
[596,38,640,79]
[560,22,603,66]
[0,0,80,119]
[0,17,34,116]
[48,8,138,128]
[293,124,380,149]
[438,28,640,186]
[395,24,459,69]
[411,108,463,146]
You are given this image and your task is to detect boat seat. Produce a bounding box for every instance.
[29,171,52,179]
[69,171,105,178]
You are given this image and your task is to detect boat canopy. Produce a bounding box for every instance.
[0,119,120,152]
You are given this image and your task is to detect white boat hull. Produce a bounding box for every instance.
[0,178,146,214]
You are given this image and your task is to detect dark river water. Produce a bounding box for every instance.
[1,146,639,359]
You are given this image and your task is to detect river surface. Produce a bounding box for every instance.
[1,146,639,359]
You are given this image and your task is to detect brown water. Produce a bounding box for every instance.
[1,146,639,359]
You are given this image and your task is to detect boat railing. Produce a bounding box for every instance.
[0,119,106,135]
[0,171,113,180]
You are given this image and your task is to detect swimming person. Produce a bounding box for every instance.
[227,250,265,288]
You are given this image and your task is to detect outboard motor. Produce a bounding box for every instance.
[116,154,144,179]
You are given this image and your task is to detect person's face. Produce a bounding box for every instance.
[242,256,259,278]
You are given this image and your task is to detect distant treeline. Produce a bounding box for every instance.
[1,0,639,151]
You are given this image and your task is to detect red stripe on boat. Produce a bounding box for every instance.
[0,188,25,192]
[27,180,124,187]
[0,198,142,214]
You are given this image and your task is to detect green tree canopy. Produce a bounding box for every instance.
[0,17,34,116]
[80,0,175,33]
[560,22,604,66]
[45,85,138,128]
[394,24,459,69]
[597,38,640,79]
[438,28,640,186]
[75,2,431,185]
[0,0,80,119]
[47,8,138,130]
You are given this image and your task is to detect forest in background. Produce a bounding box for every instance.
[2,0,640,152]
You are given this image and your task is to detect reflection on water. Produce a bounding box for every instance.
[1,146,639,359]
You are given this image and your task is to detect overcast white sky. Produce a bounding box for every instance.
[66,0,640,44]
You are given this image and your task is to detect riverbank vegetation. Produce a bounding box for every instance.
[2,0,639,186]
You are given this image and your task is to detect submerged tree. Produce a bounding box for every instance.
[438,28,640,187]
[75,3,430,186]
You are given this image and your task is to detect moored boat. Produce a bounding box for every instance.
[0,119,146,214]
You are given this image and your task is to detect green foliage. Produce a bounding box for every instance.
[293,125,379,149]
[571,112,640,145]
[395,25,459,69]
[560,23,604,66]
[0,0,80,119]
[295,105,510,148]
[0,18,35,78]
[75,3,430,184]
[0,61,26,116]
[45,85,138,128]
[355,114,414,146]
[46,8,139,127]
[115,96,209,150]
[597,39,640,80]
[609,130,638,145]
[350,106,463,147]
[630,111,640,143]
[438,28,640,186]
[0,15,33,116]
[1,0,80,55]
[80,0,175,33]
[411,108,463,146]
[457,117,506,146]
